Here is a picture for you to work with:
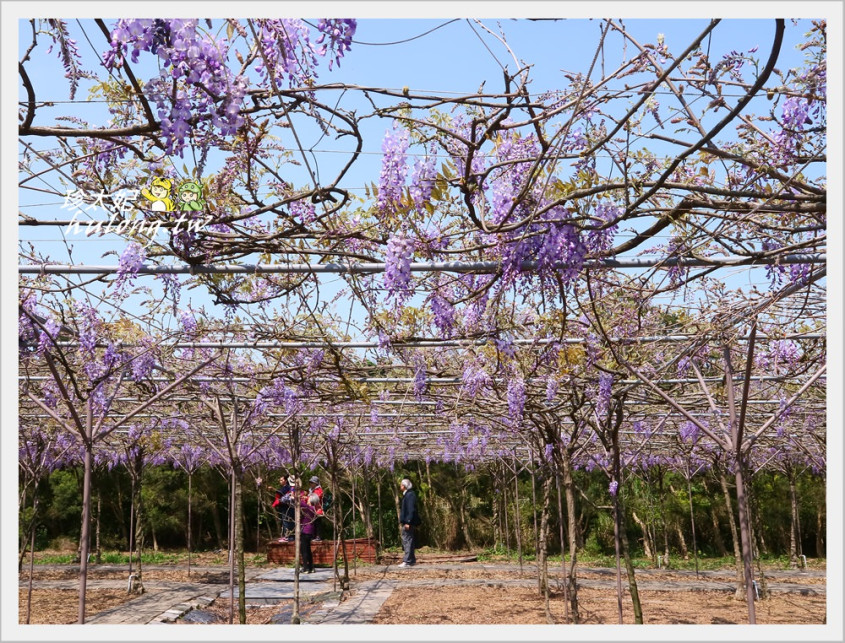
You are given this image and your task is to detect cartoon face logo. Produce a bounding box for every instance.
[150,183,169,199]
[141,177,175,212]
[177,181,205,211]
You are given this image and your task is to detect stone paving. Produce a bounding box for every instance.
[20,561,826,625]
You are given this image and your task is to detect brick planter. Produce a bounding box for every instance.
[266,537,378,565]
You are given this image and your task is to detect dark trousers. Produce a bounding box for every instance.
[299,533,314,572]
[276,508,294,537]
[282,512,294,537]
[401,525,416,564]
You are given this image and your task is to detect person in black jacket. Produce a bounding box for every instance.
[398,478,421,567]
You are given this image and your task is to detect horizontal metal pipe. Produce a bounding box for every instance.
[18,374,825,384]
[52,333,825,350]
[18,253,826,275]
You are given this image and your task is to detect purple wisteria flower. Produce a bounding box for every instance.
[37,318,61,354]
[679,420,699,443]
[75,300,100,358]
[782,96,811,129]
[384,233,414,302]
[413,362,427,398]
[676,355,691,378]
[608,480,619,496]
[179,308,198,336]
[461,362,491,398]
[588,202,621,255]
[378,125,409,214]
[113,242,146,296]
[105,19,247,154]
[545,377,559,403]
[410,149,437,211]
[314,19,356,70]
[507,377,525,422]
[131,350,156,381]
[596,372,613,420]
[430,292,455,338]
[45,19,84,100]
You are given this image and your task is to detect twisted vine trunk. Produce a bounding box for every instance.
[537,473,554,623]
[236,473,246,625]
[685,473,700,575]
[561,450,580,623]
[129,455,145,596]
[25,494,38,624]
[618,494,643,624]
[187,471,193,578]
[787,467,800,568]
[719,467,745,597]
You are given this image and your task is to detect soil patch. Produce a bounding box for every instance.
[18,588,135,625]
[23,567,232,583]
[371,586,826,625]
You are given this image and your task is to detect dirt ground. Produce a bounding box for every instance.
[18,589,133,625]
[19,557,826,625]
[371,586,826,625]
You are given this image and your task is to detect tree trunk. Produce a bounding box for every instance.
[292,483,302,624]
[734,461,757,623]
[95,490,102,564]
[631,511,654,560]
[788,468,799,568]
[129,457,145,595]
[513,466,523,572]
[211,498,224,550]
[816,503,825,558]
[611,422,643,625]
[151,520,159,552]
[459,485,475,549]
[685,472,699,574]
[361,467,374,539]
[492,465,501,549]
[675,523,689,560]
[561,451,580,623]
[657,469,670,566]
[114,482,128,549]
[377,472,383,548]
[751,489,768,556]
[187,472,193,578]
[531,467,540,572]
[227,471,236,624]
[503,465,510,553]
[748,490,769,599]
[78,432,93,623]
[236,473,246,625]
[352,472,360,575]
[555,468,570,624]
[25,494,38,624]
[709,501,728,557]
[719,467,744,595]
[619,501,643,624]
[128,476,135,574]
[537,474,554,623]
